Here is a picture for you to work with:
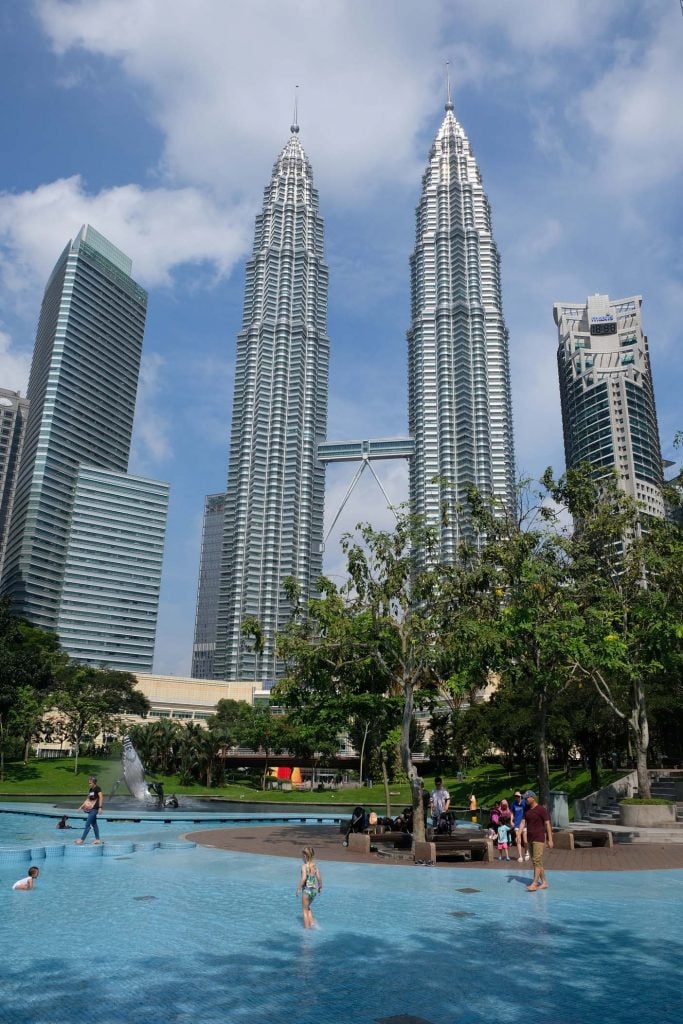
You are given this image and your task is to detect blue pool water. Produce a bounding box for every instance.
[0,808,340,849]
[1,810,680,1024]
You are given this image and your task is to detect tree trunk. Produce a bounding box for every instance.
[631,678,650,797]
[536,692,550,808]
[399,677,425,844]
[261,754,269,792]
[24,739,31,763]
[381,757,391,819]
[358,722,369,787]
[588,747,601,792]
[74,740,80,774]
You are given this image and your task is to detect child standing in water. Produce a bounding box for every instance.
[295,847,322,929]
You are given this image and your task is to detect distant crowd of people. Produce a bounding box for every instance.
[487,790,536,861]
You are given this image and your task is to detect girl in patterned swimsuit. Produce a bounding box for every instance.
[295,847,323,929]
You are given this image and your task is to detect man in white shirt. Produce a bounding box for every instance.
[430,777,451,830]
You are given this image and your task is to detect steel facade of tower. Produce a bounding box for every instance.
[1,225,169,669]
[191,492,227,679]
[408,100,515,557]
[554,293,664,518]
[215,127,330,680]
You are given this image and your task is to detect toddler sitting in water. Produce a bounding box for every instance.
[13,866,39,890]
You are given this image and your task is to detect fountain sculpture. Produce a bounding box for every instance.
[109,735,179,808]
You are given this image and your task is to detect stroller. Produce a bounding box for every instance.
[433,809,454,835]
[342,806,367,846]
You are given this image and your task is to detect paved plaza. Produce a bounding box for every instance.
[190,822,683,870]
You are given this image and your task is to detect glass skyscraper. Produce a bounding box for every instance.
[0,388,29,577]
[1,225,169,670]
[554,293,664,518]
[56,466,168,670]
[408,94,515,557]
[214,124,330,680]
[191,492,226,679]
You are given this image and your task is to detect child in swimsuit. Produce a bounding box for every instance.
[295,847,322,929]
[13,866,39,890]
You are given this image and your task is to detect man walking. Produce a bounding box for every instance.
[518,790,553,891]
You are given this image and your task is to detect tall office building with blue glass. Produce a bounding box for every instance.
[0,388,29,578]
[408,93,515,557]
[214,123,330,680]
[555,293,664,518]
[191,492,226,679]
[0,225,168,671]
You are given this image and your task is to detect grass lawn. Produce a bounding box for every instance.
[0,758,623,819]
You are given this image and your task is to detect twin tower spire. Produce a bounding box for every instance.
[198,81,515,681]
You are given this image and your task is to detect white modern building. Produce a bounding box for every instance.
[407,90,515,557]
[554,293,664,518]
[215,121,330,680]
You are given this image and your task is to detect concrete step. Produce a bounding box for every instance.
[619,830,683,843]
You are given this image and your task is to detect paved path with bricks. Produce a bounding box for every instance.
[188,823,683,871]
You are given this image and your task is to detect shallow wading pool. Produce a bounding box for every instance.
[0,805,680,1024]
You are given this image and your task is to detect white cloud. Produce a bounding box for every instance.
[463,0,618,52]
[37,0,444,200]
[0,329,32,394]
[129,352,172,472]
[0,175,250,294]
[576,17,683,192]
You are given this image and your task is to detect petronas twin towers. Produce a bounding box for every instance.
[197,93,515,681]
[213,126,329,680]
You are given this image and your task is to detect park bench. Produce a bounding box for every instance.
[553,828,614,850]
[414,832,494,864]
[344,830,411,855]
[371,830,412,851]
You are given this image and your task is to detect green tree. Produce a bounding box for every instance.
[8,685,46,763]
[278,515,444,843]
[549,466,683,798]
[237,704,289,790]
[431,483,589,807]
[0,599,63,778]
[52,665,150,774]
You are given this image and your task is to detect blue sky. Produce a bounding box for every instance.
[1,0,681,675]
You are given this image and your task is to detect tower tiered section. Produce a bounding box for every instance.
[214,125,330,680]
[407,95,515,556]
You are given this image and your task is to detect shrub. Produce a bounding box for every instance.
[619,797,671,805]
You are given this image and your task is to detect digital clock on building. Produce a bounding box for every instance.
[590,321,617,337]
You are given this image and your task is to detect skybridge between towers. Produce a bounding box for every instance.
[317,436,415,544]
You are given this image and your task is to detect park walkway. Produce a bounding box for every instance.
[188,823,683,870]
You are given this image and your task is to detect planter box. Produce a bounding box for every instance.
[619,802,677,827]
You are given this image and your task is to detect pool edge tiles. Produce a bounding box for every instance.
[0,838,197,863]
